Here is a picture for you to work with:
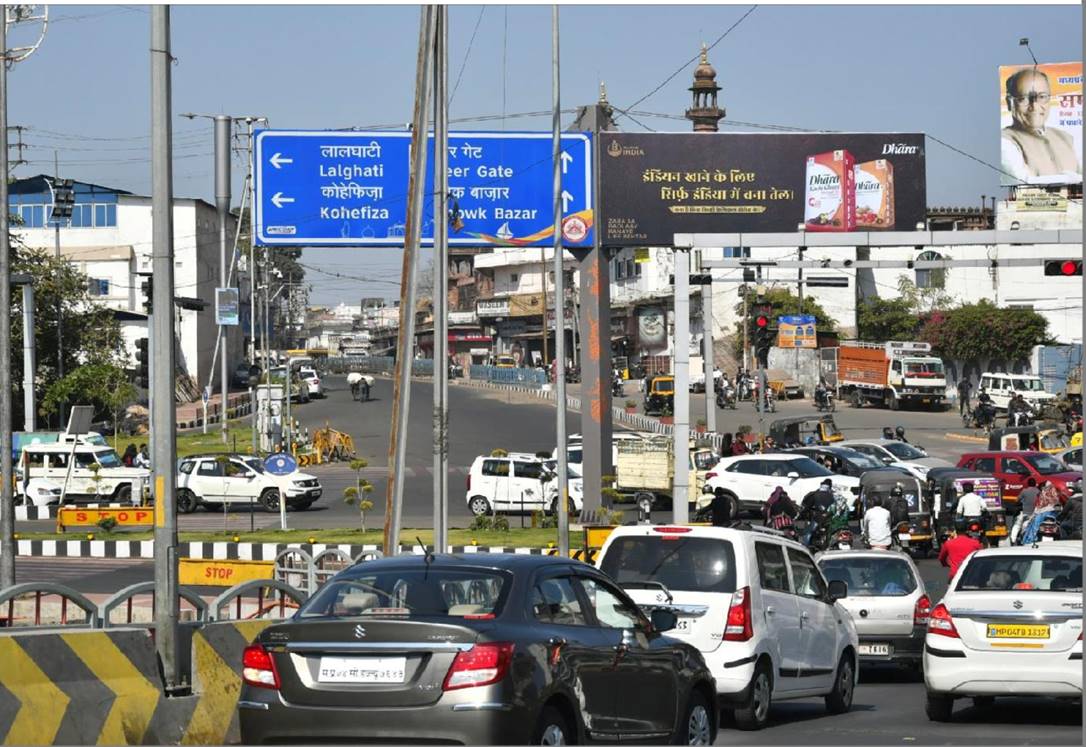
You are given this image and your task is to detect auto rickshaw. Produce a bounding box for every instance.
[768,415,844,447]
[925,467,1008,547]
[987,425,1069,454]
[857,469,933,555]
[644,375,675,416]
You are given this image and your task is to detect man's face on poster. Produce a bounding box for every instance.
[1007,71,1052,132]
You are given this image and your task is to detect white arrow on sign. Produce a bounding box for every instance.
[561,190,574,212]
[271,192,295,209]
[560,151,573,174]
[269,152,293,169]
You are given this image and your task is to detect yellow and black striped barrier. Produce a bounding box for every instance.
[545,547,599,563]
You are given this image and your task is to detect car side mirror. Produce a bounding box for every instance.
[827,579,848,602]
[787,472,799,480]
[649,608,678,633]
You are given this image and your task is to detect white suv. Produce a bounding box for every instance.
[596,524,859,730]
[176,454,322,513]
[978,372,1056,412]
[465,453,583,516]
[704,453,860,515]
[923,541,1082,721]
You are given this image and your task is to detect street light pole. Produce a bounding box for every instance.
[0,17,11,588]
[551,4,570,556]
[215,115,231,444]
[432,4,449,553]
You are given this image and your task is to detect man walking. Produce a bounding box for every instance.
[957,377,972,417]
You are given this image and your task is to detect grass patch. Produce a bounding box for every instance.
[14,527,586,549]
[110,425,257,459]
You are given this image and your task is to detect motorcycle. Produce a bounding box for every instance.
[716,385,737,410]
[737,374,753,402]
[1037,515,1063,542]
[754,386,776,413]
[611,378,625,397]
[1008,405,1037,428]
[815,388,836,413]
[964,402,997,433]
[832,528,854,550]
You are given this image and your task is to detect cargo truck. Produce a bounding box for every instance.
[613,436,719,514]
[834,340,947,410]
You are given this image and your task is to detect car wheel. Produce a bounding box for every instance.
[468,495,492,517]
[532,705,572,746]
[925,691,954,722]
[889,393,900,411]
[674,690,713,745]
[260,489,281,513]
[972,696,995,709]
[114,484,132,504]
[825,653,855,714]
[734,661,772,730]
[176,489,198,514]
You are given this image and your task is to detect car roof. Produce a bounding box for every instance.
[959,450,1048,458]
[770,415,834,426]
[720,453,807,462]
[341,553,586,575]
[838,438,895,446]
[605,523,810,550]
[983,372,1040,379]
[816,549,921,568]
[182,453,255,461]
[968,540,1084,558]
[24,442,113,452]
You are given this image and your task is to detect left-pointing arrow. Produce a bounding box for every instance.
[269,152,293,169]
[271,192,295,208]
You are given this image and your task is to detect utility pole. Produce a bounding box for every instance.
[672,249,690,526]
[384,4,435,556]
[432,4,449,554]
[53,152,62,401]
[215,115,230,444]
[0,16,13,589]
[150,5,181,693]
[698,259,716,434]
[20,282,34,431]
[551,4,569,556]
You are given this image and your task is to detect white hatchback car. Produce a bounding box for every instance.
[465,453,583,516]
[298,367,324,398]
[923,541,1083,721]
[817,550,931,672]
[704,453,860,514]
[597,524,859,730]
[837,439,952,480]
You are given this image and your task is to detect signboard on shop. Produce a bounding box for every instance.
[598,132,927,245]
[476,298,510,317]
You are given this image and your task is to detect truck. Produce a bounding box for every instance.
[834,340,947,410]
[613,436,719,514]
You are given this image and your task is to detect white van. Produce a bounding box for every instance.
[978,373,1056,411]
[466,453,583,516]
[18,442,149,504]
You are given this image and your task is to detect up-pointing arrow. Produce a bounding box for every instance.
[271,192,295,208]
[560,151,574,174]
[561,190,574,212]
[269,152,293,169]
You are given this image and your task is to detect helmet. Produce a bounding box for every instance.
[820,478,833,489]
[895,426,906,438]
[890,485,903,498]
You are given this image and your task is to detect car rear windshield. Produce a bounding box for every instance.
[655,380,675,393]
[298,568,510,618]
[600,536,737,594]
[819,557,917,597]
[955,555,1082,592]
[884,442,925,460]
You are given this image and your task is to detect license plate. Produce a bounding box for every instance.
[986,624,1050,639]
[670,618,693,634]
[898,533,911,541]
[317,656,407,683]
[858,643,892,656]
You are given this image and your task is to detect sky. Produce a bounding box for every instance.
[6,2,1082,305]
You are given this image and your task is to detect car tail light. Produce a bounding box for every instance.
[724,587,753,641]
[242,644,280,690]
[927,603,958,639]
[653,526,692,534]
[443,642,514,691]
[913,594,932,626]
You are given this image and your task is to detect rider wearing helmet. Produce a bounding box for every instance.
[894,426,908,443]
[888,485,910,528]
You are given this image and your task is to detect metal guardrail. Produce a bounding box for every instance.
[469,365,549,387]
[326,356,436,377]
[99,582,209,627]
[209,579,307,621]
[0,582,100,628]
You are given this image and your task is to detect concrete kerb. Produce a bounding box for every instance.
[944,432,988,444]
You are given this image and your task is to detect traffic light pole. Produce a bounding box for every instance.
[672,249,690,526]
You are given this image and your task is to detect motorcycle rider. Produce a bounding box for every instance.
[861,496,893,550]
[763,486,799,533]
[887,484,911,530]
[814,377,831,410]
[1058,484,1082,540]
[1008,393,1033,427]
[955,481,989,522]
[800,478,836,546]
[975,387,995,428]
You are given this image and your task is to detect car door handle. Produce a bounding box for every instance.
[800,611,810,621]
[765,606,775,615]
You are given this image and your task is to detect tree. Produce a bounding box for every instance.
[731,287,836,358]
[920,300,1050,363]
[40,363,136,442]
[10,241,127,428]
[342,458,374,531]
[857,297,919,342]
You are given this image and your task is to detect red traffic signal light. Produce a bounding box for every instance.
[1045,260,1082,276]
[755,315,769,328]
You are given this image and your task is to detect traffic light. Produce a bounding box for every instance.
[141,277,153,315]
[753,310,774,366]
[135,337,149,388]
[1044,260,1082,276]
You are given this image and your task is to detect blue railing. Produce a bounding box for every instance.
[469,365,548,387]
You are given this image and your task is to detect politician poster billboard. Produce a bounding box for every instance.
[598,132,927,246]
[999,61,1082,187]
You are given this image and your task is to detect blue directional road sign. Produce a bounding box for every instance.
[253,130,593,248]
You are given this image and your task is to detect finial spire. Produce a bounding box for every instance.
[598,81,608,105]
[700,42,708,64]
